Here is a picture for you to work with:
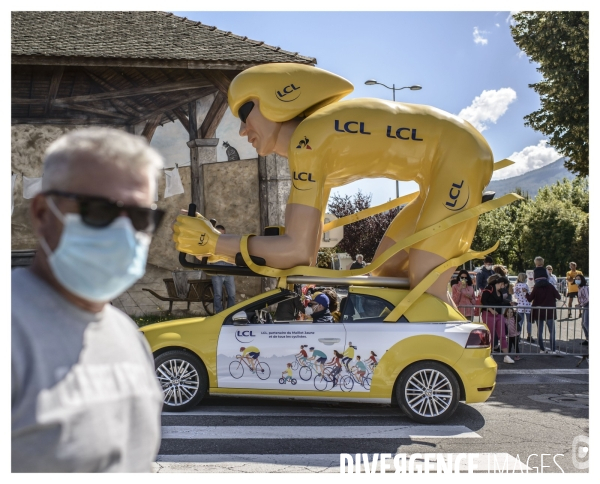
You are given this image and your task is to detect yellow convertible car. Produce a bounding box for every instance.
[141,281,496,424]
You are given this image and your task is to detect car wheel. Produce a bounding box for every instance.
[155,350,208,412]
[395,361,460,424]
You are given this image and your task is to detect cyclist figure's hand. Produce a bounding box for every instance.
[173,211,222,257]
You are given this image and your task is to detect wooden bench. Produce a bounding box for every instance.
[143,278,209,315]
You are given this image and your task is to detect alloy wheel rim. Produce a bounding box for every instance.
[405,369,453,417]
[157,358,200,406]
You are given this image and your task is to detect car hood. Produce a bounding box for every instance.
[139,316,208,334]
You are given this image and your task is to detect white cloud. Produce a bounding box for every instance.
[492,140,562,180]
[495,23,500,28]
[506,11,518,25]
[473,27,489,45]
[458,88,517,132]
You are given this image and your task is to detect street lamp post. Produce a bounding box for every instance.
[365,79,422,198]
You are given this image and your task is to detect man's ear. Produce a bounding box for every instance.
[29,193,49,238]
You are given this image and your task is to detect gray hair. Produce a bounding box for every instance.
[42,128,164,191]
[534,256,544,264]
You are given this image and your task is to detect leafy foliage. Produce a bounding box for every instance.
[472,179,588,274]
[511,12,589,176]
[327,190,399,262]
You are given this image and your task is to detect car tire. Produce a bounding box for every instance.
[395,361,460,424]
[155,350,208,412]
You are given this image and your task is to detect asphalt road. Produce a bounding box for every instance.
[153,354,589,473]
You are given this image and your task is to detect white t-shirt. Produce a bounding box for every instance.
[11,268,164,472]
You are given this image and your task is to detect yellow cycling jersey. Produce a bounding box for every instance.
[287,98,493,212]
[343,346,355,358]
[242,346,260,357]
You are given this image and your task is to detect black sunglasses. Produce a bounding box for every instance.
[238,101,255,123]
[44,190,165,234]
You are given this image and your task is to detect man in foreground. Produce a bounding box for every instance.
[11,129,165,472]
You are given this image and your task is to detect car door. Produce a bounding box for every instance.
[216,291,346,391]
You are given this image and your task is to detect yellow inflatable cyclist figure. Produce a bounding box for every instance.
[174,63,507,304]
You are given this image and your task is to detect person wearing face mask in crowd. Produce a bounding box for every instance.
[477,256,495,291]
[11,129,165,472]
[308,293,334,323]
[451,269,477,321]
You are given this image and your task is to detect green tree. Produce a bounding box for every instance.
[521,199,585,275]
[511,12,589,176]
[327,190,399,262]
[472,189,530,273]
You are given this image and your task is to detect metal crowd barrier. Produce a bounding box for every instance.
[456,304,589,357]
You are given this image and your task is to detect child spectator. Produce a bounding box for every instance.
[505,307,521,360]
[514,273,534,343]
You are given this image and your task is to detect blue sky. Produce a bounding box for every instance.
[174,10,563,205]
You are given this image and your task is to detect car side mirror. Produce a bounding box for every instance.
[232,311,249,325]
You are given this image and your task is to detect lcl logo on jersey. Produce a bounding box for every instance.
[444,180,470,211]
[235,330,256,343]
[276,84,301,102]
[292,171,316,191]
[386,126,423,141]
[198,233,208,246]
[334,120,371,135]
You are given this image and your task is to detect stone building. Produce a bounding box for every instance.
[11,11,315,316]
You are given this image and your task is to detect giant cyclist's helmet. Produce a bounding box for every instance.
[228,63,354,123]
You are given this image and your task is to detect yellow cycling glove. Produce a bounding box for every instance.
[172,213,221,257]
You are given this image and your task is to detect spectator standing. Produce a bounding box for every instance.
[493,265,511,302]
[209,225,236,313]
[451,269,477,321]
[514,273,534,343]
[505,307,521,360]
[575,274,589,346]
[11,129,164,472]
[526,275,561,353]
[565,262,583,319]
[350,254,366,270]
[480,274,515,364]
[546,265,558,290]
[476,256,495,291]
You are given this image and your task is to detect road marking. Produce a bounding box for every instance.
[153,453,529,473]
[161,425,481,440]
[163,406,401,417]
[497,369,588,375]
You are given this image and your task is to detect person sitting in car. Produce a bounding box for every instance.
[308,294,334,323]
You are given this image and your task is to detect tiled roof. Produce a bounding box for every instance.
[11,11,316,65]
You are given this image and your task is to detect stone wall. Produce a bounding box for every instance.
[203,159,262,302]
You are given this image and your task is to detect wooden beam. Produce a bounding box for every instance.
[11,77,212,105]
[83,69,144,118]
[172,107,190,134]
[129,87,217,125]
[188,101,198,140]
[188,101,201,211]
[64,103,130,119]
[200,69,231,95]
[141,114,163,142]
[12,117,129,126]
[199,91,228,139]
[44,66,64,115]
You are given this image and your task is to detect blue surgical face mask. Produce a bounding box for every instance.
[40,197,150,303]
[575,280,581,286]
